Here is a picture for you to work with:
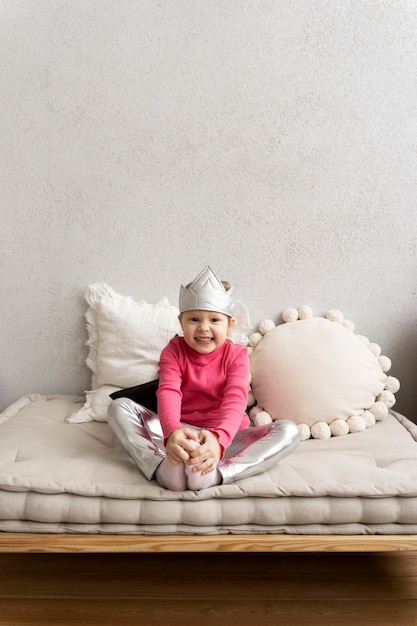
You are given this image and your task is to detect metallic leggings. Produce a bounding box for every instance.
[107,398,300,487]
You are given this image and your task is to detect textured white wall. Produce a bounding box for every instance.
[1,1,417,418]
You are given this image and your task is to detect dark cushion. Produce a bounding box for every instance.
[109,379,159,413]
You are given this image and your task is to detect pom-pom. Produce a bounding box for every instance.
[362,410,376,428]
[347,415,366,433]
[282,308,298,323]
[249,405,263,419]
[330,419,349,437]
[385,376,400,393]
[252,410,273,426]
[357,335,370,345]
[298,305,313,320]
[249,332,263,348]
[298,423,311,441]
[310,421,332,439]
[378,355,392,372]
[326,309,344,323]
[258,319,275,335]
[368,342,381,357]
[369,401,388,421]
[377,390,396,408]
[343,320,355,332]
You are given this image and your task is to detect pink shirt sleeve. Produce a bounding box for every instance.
[156,341,184,440]
[211,347,250,451]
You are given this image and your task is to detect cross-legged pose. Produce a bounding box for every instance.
[108,265,300,490]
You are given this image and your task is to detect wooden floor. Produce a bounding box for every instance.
[1,551,417,625]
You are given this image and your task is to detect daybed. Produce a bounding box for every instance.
[1,284,416,553]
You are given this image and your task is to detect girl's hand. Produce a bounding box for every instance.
[165,427,200,465]
[188,430,221,475]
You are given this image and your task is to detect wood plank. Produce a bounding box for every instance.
[7,550,417,577]
[1,552,417,625]
[2,533,417,553]
[4,550,417,580]
[0,598,415,625]
[1,552,417,601]
[2,569,417,601]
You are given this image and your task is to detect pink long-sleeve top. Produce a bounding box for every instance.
[156,336,251,453]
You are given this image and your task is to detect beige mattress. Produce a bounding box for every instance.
[1,394,417,535]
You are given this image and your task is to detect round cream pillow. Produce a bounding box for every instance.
[249,309,399,439]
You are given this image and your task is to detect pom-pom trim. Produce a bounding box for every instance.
[248,306,399,440]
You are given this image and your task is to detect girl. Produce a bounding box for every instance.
[108,266,300,490]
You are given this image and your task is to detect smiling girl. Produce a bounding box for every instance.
[108,266,300,491]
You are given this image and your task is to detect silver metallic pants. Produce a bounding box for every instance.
[107,398,300,486]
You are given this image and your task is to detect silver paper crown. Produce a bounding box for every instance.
[179,265,235,316]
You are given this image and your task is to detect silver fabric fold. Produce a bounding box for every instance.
[107,398,300,486]
[218,420,300,484]
[107,398,165,481]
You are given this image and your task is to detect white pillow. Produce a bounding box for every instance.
[249,307,399,440]
[67,284,181,423]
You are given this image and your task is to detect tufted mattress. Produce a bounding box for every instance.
[1,394,417,536]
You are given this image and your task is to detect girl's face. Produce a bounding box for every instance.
[179,310,234,354]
